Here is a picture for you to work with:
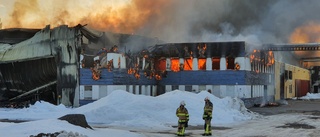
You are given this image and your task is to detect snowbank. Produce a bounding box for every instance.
[299,92,320,100]
[74,90,258,129]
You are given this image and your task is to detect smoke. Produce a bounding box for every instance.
[3,0,320,45]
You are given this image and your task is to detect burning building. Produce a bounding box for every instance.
[0,24,313,108]
[80,41,276,107]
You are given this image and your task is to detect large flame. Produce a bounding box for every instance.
[3,0,171,34]
[289,21,320,43]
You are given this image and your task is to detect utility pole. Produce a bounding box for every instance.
[0,18,2,29]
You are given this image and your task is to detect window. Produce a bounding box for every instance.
[289,71,292,79]
[289,85,292,93]
[184,58,193,70]
[198,58,206,70]
[171,58,180,71]
[84,86,92,91]
[199,85,206,91]
[172,85,179,90]
[155,59,166,71]
[227,57,235,70]
[133,85,136,94]
[185,85,192,91]
[212,58,220,70]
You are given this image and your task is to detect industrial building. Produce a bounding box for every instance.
[0,25,316,107]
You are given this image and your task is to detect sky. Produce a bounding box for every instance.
[1,0,320,45]
[0,90,320,137]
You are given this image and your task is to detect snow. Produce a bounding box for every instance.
[298,92,320,100]
[0,90,319,137]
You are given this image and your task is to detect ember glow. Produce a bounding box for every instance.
[289,22,320,44]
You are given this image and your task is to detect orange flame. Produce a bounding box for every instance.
[171,58,180,72]
[266,51,274,66]
[198,58,206,70]
[289,21,320,43]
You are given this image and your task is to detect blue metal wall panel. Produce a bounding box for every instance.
[80,69,114,85]
[80,69,272,86]
[159,70,247,85]
[113,69,157,85]
[245,71,273,85]
[80,68,157,85]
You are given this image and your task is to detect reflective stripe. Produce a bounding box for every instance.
[177,113,188,116]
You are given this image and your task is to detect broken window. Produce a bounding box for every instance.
[198,58,206,70]
[84,86,92,91]
[227,57,235,70]
[212,57,220,70]
[185,85,192,91]
[172,85,179,90]
[155,59,166,71]
[184,58,193,70]
[171,58,180,72]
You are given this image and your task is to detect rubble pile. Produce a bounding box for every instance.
[29,130,87,137]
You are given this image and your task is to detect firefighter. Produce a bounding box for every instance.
[176,101,189,136]
[202,97,213,136]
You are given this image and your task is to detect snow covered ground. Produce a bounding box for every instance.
[0,90,320,137]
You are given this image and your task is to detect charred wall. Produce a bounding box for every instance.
[0,58,57,104]
[0,25,82,107]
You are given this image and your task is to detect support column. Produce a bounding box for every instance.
[92,85,100,100]
[79,86,84,99]
[146,85,150,96]
[179,85,185,91]
[179,58,184,71]
[166,85,172,92]
[235,57,251,71]
[129,85,133,94]
[135,86,139,95]
[142,57,146,70]
[141,85,146,95]
[220,57,226,70]
[192,85,199,92]
[206,58,212,70]
[80,55,84,68]
[166,58,171,71]
[192,58,198,70]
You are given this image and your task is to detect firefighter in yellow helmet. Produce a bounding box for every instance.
[202,97,213,136]
[176,101,189,136]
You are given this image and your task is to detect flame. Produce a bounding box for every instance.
[3,0,172,34]
[198,58,206,70]
[289,21,320,43]
[235,63,240,70]
[171,58,180,72]
[266,51,274,66]
[184,59,193,70]
[250,49,257,63]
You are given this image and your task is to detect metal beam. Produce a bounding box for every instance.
[263,43,320,51]
[9,81,57,101]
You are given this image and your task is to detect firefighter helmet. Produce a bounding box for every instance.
[180,101,186,106]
